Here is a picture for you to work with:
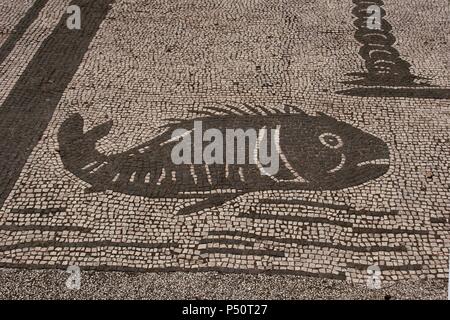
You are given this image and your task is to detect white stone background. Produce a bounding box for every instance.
[0,0,448,284]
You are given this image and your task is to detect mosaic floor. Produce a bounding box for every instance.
[0,0,449,290]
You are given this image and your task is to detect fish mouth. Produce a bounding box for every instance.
[327,153,346,173]
[356,158,390,167]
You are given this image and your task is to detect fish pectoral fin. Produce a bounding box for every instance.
[177,194,240,215]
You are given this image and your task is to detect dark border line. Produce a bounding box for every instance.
[352,227,428,235]
[0,0,115,208]
[9,207,66,215]
[241,211,428,236]
[204,230,408,253]
[0,0,50,66]
[0,225,91,233]
[0,262,348,280]
[200,238,256,247]
[347,262,423,271]
[200,248,286,258]
[337,87,450,99]
[430,217,449,224]
[0,240,176,253]
[238,212,429,235]
[258,199,398,216]
[240,211,353,228]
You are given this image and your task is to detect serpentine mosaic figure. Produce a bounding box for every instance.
[338,0,450,98]
[348,0,417,86]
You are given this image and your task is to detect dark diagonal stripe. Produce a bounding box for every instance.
[0,0,115,208]
[0,0,49,65]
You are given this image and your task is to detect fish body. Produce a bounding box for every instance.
[58,105,390,214]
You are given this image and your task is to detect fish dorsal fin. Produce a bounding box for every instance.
[159,104,310,128]
[192,103,274,117]
[190,103,309,118]
[283,104,308,116]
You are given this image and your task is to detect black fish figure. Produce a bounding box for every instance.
[58,105,390,214]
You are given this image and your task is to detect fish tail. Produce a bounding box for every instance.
[58,113,112,184]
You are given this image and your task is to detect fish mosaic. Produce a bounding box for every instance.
[58,104,390,214]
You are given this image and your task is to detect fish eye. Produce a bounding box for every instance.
[319,133,343,149]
